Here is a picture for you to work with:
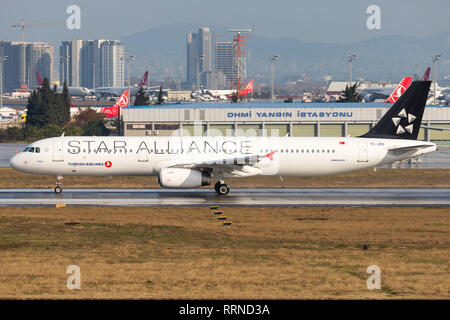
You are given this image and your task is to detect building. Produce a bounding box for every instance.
[0,41,53,92]
[215,41,236,88]
[186,27,212,88]
[122,102,450,141]
[59,39,124,89]
[100,40,125,87]
[59,40,83,87]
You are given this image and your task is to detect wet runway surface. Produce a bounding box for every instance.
[0,188,449,207]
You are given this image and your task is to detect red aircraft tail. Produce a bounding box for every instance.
[384,76,413,103]
[100,90,129,118]
[138,71,149,87]
[422,67,431,81]
[36,72,43,86]
[239,80,254,96]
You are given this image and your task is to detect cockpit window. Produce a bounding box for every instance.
[35,147,40,153]
[23,147,30,152]
[28,147,35,153]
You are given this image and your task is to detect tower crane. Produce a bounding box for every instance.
[10,19,64,42]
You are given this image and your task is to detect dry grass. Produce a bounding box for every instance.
[0,206,448,299]
[1,168,450,189]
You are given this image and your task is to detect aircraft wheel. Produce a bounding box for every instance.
[216,183,230,196]
[55,186,63,194]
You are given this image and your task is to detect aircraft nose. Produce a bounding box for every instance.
[9,154,24,171]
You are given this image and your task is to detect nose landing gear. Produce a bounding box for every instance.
[214,180,230,195]
[55,176,63,194]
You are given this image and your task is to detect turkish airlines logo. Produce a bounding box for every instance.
[104,161,112,168]
[392,85,406,101]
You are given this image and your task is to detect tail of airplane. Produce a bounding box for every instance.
[422,67,431,81]
[239,80,255,96]
[36,72,43,86]
[138,71,149,87]
[384,76,413,103]
[100,90,129,118]
[361,80,431,140]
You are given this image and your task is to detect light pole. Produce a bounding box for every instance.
[0,56,7,108]
[347,54,357,86]
[60,55,69,86]
[269,55,280,103]
[119,55,135,135]
[195,55,204,92]
[432,54,441,105]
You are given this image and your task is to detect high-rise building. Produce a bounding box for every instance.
[186,32,198,86]
[59,39,124,89]
[215,42,236,89]
[100,40,125,87]
[80,39,106,88]
[0,41,53,93]
[186,27,211,87]
[59,40,82,87]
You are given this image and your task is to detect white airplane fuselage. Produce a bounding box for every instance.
[10,136,436,178]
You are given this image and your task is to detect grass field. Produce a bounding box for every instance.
[0,206,448,299]
[1,168,450,189]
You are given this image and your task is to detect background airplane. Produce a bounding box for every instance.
[361,68,430,103]
[207,80,254,100]
[99,90,130,118]
[36,72,93,97]
[94,71,149,98]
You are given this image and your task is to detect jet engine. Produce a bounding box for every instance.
[364,94,376,102]
[158,168,211,188]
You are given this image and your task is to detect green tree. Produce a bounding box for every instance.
[73,107,105,127]
[156,85,164,105]
[82,120,110,136]
[134,87,150,106]
[41,124,63,138]
[338,82,362,102]
[64,124,84,136]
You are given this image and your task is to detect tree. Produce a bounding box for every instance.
[82,121,110,136]
[73,107,105,127]
[156,85,164,105]
[338,82,362,102]
[134,87,149,106]
[25,77,71,128]
[41,124,63,138]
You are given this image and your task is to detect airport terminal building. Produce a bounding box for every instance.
[122,102,450,141]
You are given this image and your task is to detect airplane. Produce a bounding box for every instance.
[99,90,130,118]
[36,72,93,97]
[9,81,436,196]
[362,68,431,103]
[208,80,254,100]
[94,71,149,98]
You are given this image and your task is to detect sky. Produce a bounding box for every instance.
[0,0,449,44]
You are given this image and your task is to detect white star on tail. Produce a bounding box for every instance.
[392,107,416,135]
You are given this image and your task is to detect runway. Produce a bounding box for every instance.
[0,188,449,207]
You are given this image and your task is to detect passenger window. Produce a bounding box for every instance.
[311,150,314,153]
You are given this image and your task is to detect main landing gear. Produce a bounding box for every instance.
[55,176,63,194]
[214,180,230,196]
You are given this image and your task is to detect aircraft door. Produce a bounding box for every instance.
[53,141,64,162]
[357,142,368,162]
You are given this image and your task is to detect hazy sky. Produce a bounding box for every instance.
[0,0,449,44]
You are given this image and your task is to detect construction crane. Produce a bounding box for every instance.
[228,28,252,98]
[10,19,64,42]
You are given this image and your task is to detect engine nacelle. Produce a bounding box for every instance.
[364,94,376,102]
[158,168,210,188]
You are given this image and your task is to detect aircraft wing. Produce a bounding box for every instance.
[166,152,277,177]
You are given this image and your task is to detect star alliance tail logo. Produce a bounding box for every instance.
[392,107,416,135]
